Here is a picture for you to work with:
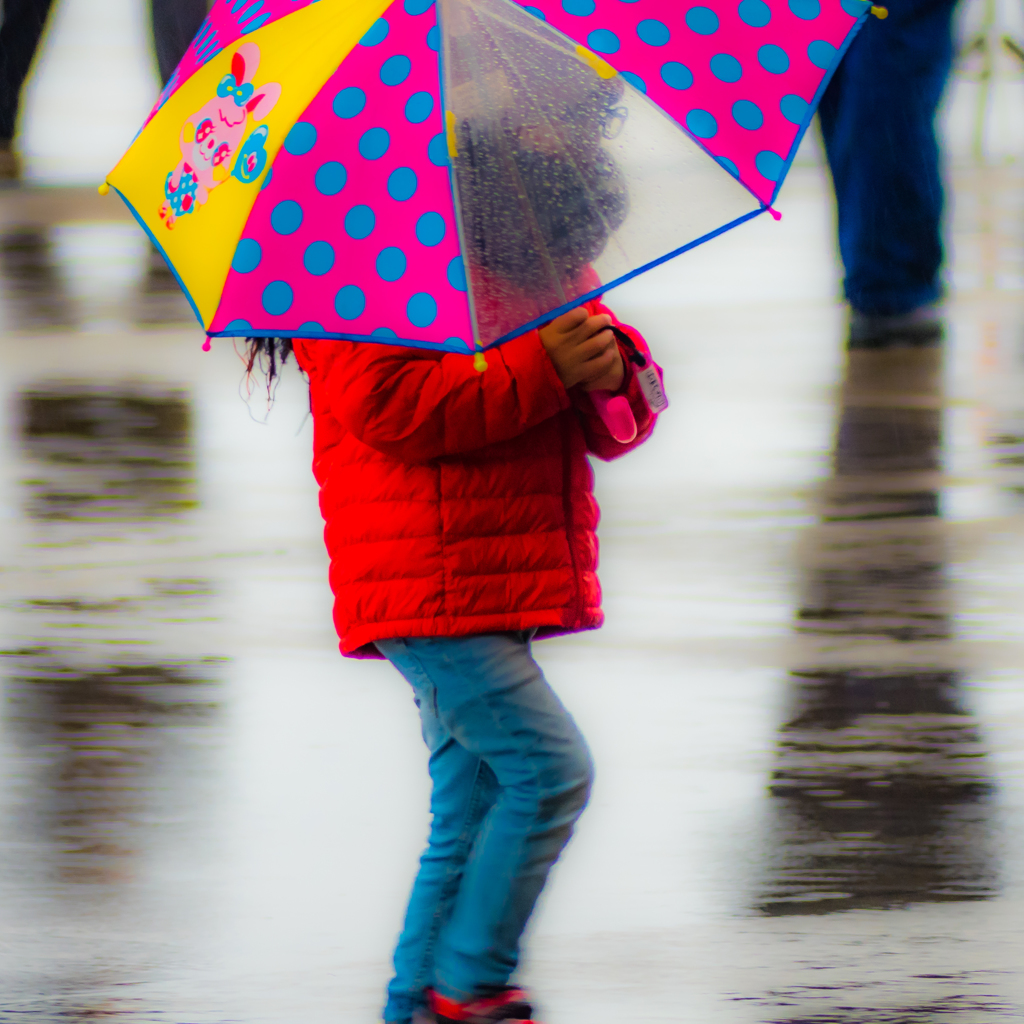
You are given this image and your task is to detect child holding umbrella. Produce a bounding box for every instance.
[247,60,660,1022]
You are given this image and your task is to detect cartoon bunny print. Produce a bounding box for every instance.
[159,42,282,229]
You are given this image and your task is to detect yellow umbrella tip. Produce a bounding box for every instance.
[474,351,488,373]
[98,182,110,196]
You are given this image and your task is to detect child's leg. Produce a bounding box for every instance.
[378,632,594,1010]
[381,680,500,1024]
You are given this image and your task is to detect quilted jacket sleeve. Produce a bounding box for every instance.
[309,328,572,462]
[570,301,659,461]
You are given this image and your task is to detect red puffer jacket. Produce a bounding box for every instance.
[292,299,658,658]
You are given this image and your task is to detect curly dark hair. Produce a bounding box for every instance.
[455,74,629,293]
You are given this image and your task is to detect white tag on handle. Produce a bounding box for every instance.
[637,365,669,414]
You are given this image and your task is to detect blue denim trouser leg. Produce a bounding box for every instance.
[818,0,959,316]
[376,632,594,1024]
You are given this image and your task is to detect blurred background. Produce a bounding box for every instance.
[3,0,1024,1021]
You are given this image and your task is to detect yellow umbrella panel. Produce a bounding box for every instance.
[104,0,392,329]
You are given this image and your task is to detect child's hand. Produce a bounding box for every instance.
[539,307,624,392]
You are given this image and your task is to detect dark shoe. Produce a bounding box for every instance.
[427,987,539,1023]
[847,307,943,350]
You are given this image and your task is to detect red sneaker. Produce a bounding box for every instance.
[427,987,540,1023]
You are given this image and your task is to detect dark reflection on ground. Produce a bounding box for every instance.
[757,988,1016,1024]
[757,347,998,915]
[0,228,76,331]
[762,666,995,914]
[0,212,194,332]
[19,385,196,521]
[0,356,227,1015]
[1,651,223,885]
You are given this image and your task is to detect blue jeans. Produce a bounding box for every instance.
[376,632,594,1024]
[818,0,959,316]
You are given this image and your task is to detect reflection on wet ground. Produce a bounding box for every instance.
[19,384,195,522]
[4,655,222,884]
[0,190,194,333]
[2,169,1024,1021]
[761,349,998,916]
[0,229,76,331]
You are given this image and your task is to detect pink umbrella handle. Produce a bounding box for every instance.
[590,390,637,443]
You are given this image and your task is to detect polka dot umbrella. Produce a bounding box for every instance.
[101,0,881,363]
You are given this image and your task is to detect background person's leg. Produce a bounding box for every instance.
[378,638,501,1024]
[150,0,208,86]
[0,0,55,176]
[819,0,959,329]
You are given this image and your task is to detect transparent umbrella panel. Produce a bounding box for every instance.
[441,0,762,346]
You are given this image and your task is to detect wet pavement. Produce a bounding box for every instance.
[4,139,1024,1024]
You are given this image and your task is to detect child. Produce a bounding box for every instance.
[261,301,658,1024]
[245,53,658,1024]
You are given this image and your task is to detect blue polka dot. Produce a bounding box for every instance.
[427,24,440,49]
[360,18,389,45]
[758,43,790,72]
[428,133,449,166]
[684,7,718,34]
[300,321,324,334]
[620,71,646,92]
[381,54,412,86]
[261,168,273,190]
[588,28,620,53]
[732,99,764,130]
[335,286,366,321]
[807,39,837,68]
[262,281,293,316]
[524,5,546,17]
[638,18,671,44]
[686,109,718,139]
[738,0,771,25]
[372,327,398,337]
[780,93,809,124]
[405,91,434,123]
[841,0,870,14]
[445,337,467,349]
[387,167,418,202]
[755,150,784,181]
[407,292,438,328]
[359,127,390,160]
[404,0,434,12]
[303,241,335,276]
[660,61,693,89]
[447,256,467,291]
[416,211,446,246]
[315,161,347,196]
[710,53,742,82]
[562,0,595,14]
[333,87,366,118]
[788,0,820,17]
[376,247,407,282]
[716,156,740,178]
[284,121,316,155]
[271,200,303,235]
[224,319,252,333]
[345,205,375,239]
[231,238,261,274]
